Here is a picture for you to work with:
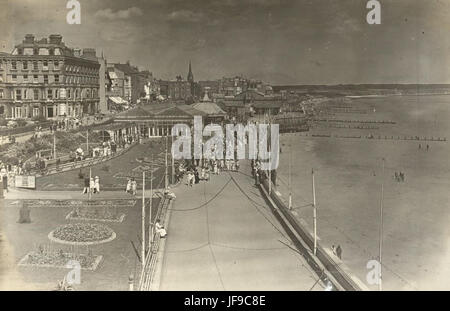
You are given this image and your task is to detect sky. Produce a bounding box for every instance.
[1,0,450,85]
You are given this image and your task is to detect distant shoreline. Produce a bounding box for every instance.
[345,93,450,98]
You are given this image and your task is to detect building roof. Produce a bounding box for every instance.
[114,104,206,122]
[192,102,226,115]
[158,105,206,117]
[113,63,139,75]
[250,101,283,109]
[115,106,154,119]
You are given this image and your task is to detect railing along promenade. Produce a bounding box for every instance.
[257,172,368,291]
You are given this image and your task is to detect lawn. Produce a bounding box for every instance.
[37,138,173,191]
[0,197,160,290]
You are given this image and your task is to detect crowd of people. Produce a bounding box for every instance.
[176,156,241,187]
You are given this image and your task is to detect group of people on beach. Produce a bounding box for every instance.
[418,143,430,151]
[394,171,405,182]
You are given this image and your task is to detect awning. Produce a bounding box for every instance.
[108,96,128,105]
[108,72,118,79]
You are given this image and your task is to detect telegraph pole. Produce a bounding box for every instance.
[312,168,317,256]
[288,134,292,209]
[379,158,385,291]
[165,135,168,189]
[171,134,175,184]
[53,133,57,159]
[86,130,89,156]
[88,167,92,200]
[268,116,272,195]
[141,171,145,268]
[148,155,153,251]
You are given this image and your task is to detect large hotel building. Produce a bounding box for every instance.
[0,34,100,120]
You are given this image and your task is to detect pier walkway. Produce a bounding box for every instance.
[157,161,322,291]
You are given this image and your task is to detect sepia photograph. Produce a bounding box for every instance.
[0,0,450,295]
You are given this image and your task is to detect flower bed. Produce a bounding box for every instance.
[66,209,126,223]
[48,223,116,245]
[23,199,136,208]
[18,250,102,271]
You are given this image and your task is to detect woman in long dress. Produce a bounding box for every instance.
[126,178,131,193]
[131,178,137,195]
[89,178,95,194]
[94,176,100,193]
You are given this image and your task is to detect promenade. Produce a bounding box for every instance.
[157,161,323,291]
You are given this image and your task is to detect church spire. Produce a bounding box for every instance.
[187,60,194,83]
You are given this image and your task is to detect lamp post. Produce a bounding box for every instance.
[312,168,317,256]
[148,155,154,252]
[141,171,145,268]
[379,158,385,291]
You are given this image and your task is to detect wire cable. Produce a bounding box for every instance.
[166,177,232,211]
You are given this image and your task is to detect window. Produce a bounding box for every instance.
[23,61,28,70]
[55,89,59,99]
[49,48,54,55]
[33,61,38,70]
[23,89,28,99]
[43,60,48,70]
[54,60,59,68]
[18,48,23,55]
[44,75,48,84]
[33,74,38,82]
[16,89,22,100]
[54,74,59,83]
[33,107,39,117]
[12,61,17,70]
[23,74,28,81]
[47,89,53,99]
[33,48,38,55]
[33,89,39,100]
[67,89,71,99]
[12,74,17,81]
[0,89,4,99]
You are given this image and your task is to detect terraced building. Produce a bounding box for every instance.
[0,34,100,120]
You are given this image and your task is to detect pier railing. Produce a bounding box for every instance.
[257,172,368,291]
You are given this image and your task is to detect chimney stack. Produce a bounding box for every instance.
[24,34,35,44]
[73,48,81,57]
[49,34,62,45]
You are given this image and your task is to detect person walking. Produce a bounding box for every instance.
[204,167,210,182]
[83,176,90,194]
[94,176,100,194]
[131,178,137,195]
[336,245,342,260]
[126,178,132,193]
[200,167,205,180]
[194,169,200,184]
[89,177,95,194]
